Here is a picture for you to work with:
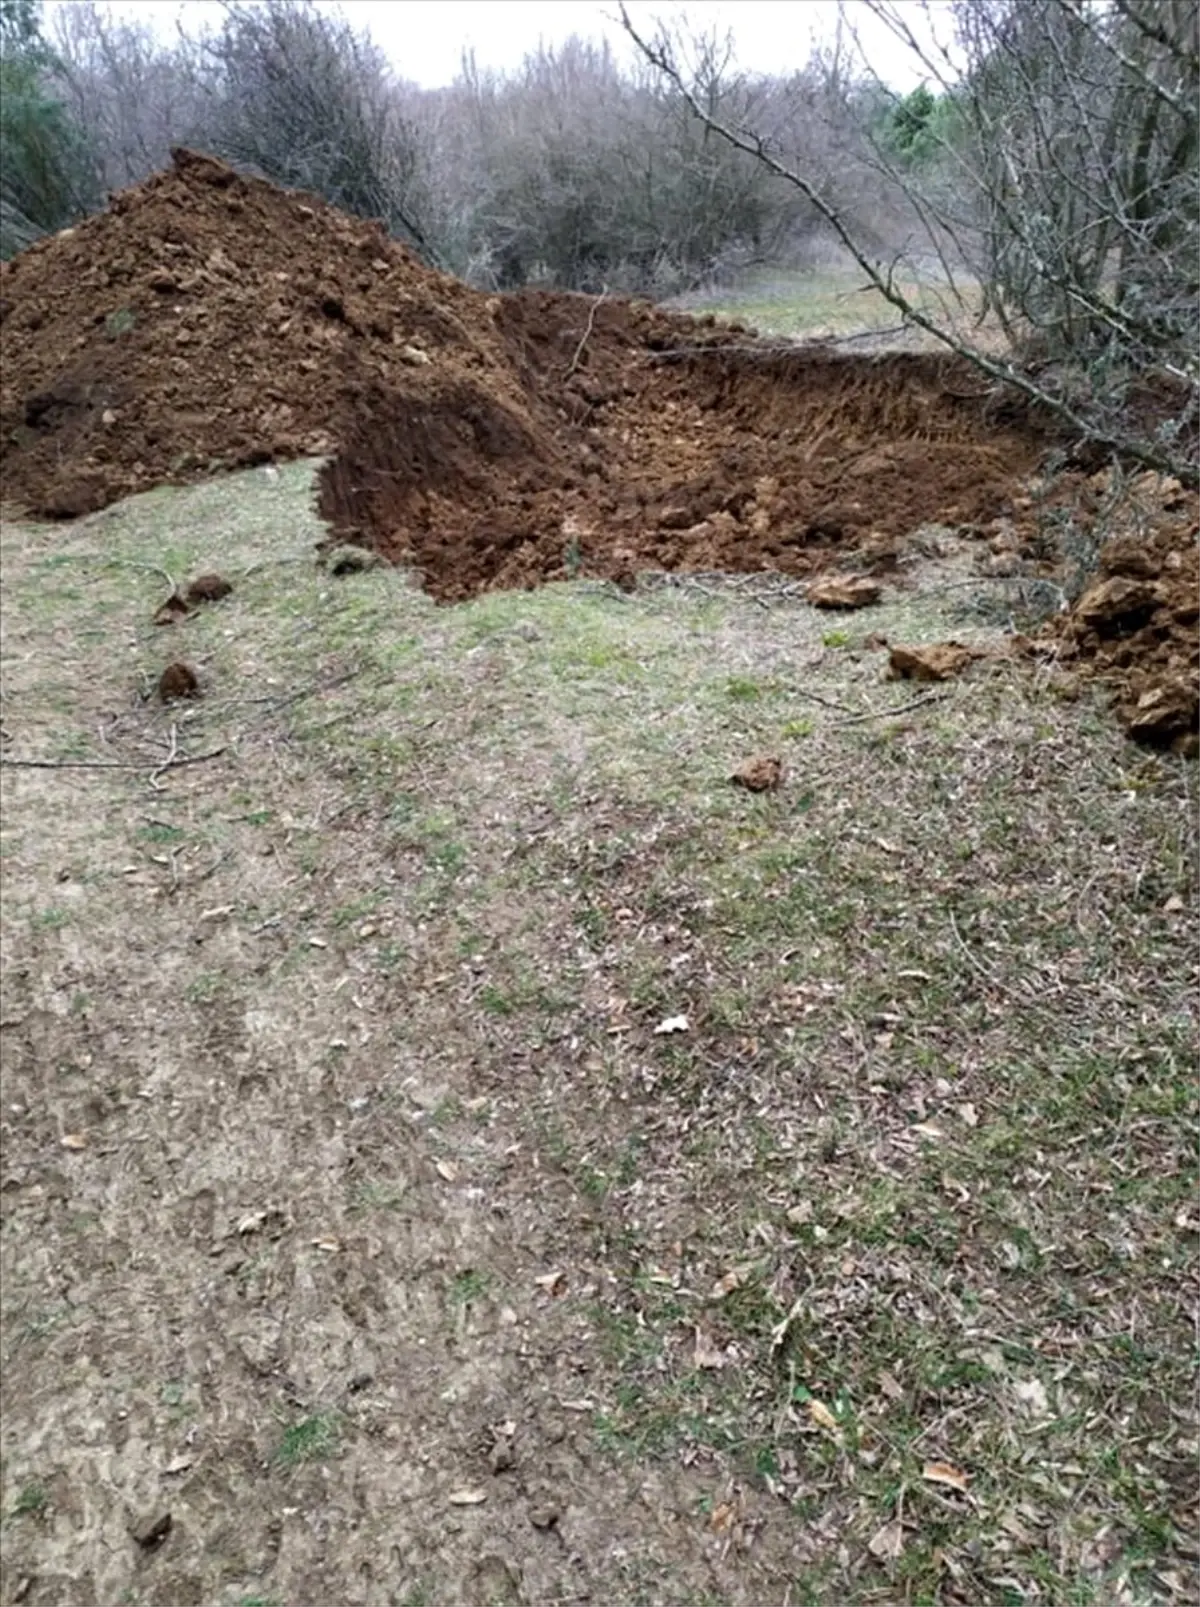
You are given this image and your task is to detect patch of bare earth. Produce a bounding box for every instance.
[1,463,1196,1607]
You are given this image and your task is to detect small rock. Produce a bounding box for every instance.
[153,592,192,626]
[1074,576,1161,634]
[529,1504,559,1530]
[397,344,431,366]
[731,754,784,792]
[321,543,384,576]
[489,1420,517,1474]
[158,662,199,702]
[888,643,983,682]
[862,632,889,651]
[1099,535,1159,580]
[806,575,882,610]
[1122,678,1199,748]
[978,551,1020,578]
[184,572,233,604]
[129,1509,172,1549]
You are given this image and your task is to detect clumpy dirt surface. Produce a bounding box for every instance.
[2,147,1050,591]
[1043,470,1199,750]
[3,148,1195,748]
[1,462,1197,1607]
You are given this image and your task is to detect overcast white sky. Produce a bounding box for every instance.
[54,1,952,90]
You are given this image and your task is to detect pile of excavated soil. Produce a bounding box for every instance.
[2,149,1053,602]
[3,148,1194,751]
[1051,471,1199,751]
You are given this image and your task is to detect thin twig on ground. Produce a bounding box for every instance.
[832,691,947,725]
[242,667,363,717]
[1,747,226,774]
[564,291,607,380]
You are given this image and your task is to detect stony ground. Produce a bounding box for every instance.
[1,461,1196,1607]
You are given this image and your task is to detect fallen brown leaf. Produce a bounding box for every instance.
[867,1518,905,1561]
[923,1460,970,1492]
[709,1265,751,1300]
[693,1328,728,1370]
[808,1399,839,1433]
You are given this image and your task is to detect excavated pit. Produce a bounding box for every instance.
[0,149,1194,742]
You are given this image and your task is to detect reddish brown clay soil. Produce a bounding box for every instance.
[1,150,1194,747]
[319,319,1056,601]
[2,150,1049,587]
[1049,471,1199,750]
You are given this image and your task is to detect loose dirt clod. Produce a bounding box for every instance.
[1050,473,1199,747]
[157,661,199,701]
[731,754,784,791]
[806,575,883,610]
[183,572,232,603]
[128,1510,171,1550]
[888,642,985,681]
[153,592,191,626]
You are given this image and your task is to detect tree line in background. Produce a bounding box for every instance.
[2,0,890,287]
[1,0,1196,470]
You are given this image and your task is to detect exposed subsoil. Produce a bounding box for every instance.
[1,148,1195,744]
[1047,470,1199,750]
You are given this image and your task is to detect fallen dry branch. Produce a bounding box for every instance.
[1,746,227,774]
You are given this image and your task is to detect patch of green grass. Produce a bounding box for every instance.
[274,1412,341,1467]
[2,456,1193,1607]
[724,675,762,701]
[350,1180,408,1212]
[667,262,989,343]
[331,891,384,927]
[30,907,70,930]
[184,972,224,1004]
[450,1268,490,1305]
[10,1481,47,1518]
[138,823,186,845]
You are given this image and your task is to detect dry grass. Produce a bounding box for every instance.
[668,258,1006,355]
[1,461,1196,1607]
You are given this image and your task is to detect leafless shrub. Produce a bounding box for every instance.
[621,0,1198,479]
[50,1,206,193]
[183,0,435,255]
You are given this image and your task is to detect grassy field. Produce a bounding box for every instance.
[1,462,1196,1607]
[668,260,993,349]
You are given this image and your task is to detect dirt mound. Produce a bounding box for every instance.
[0,148,736,524]
[2,149,1055,600]
[2,151,1193,729]
[1052,471,1199,749]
